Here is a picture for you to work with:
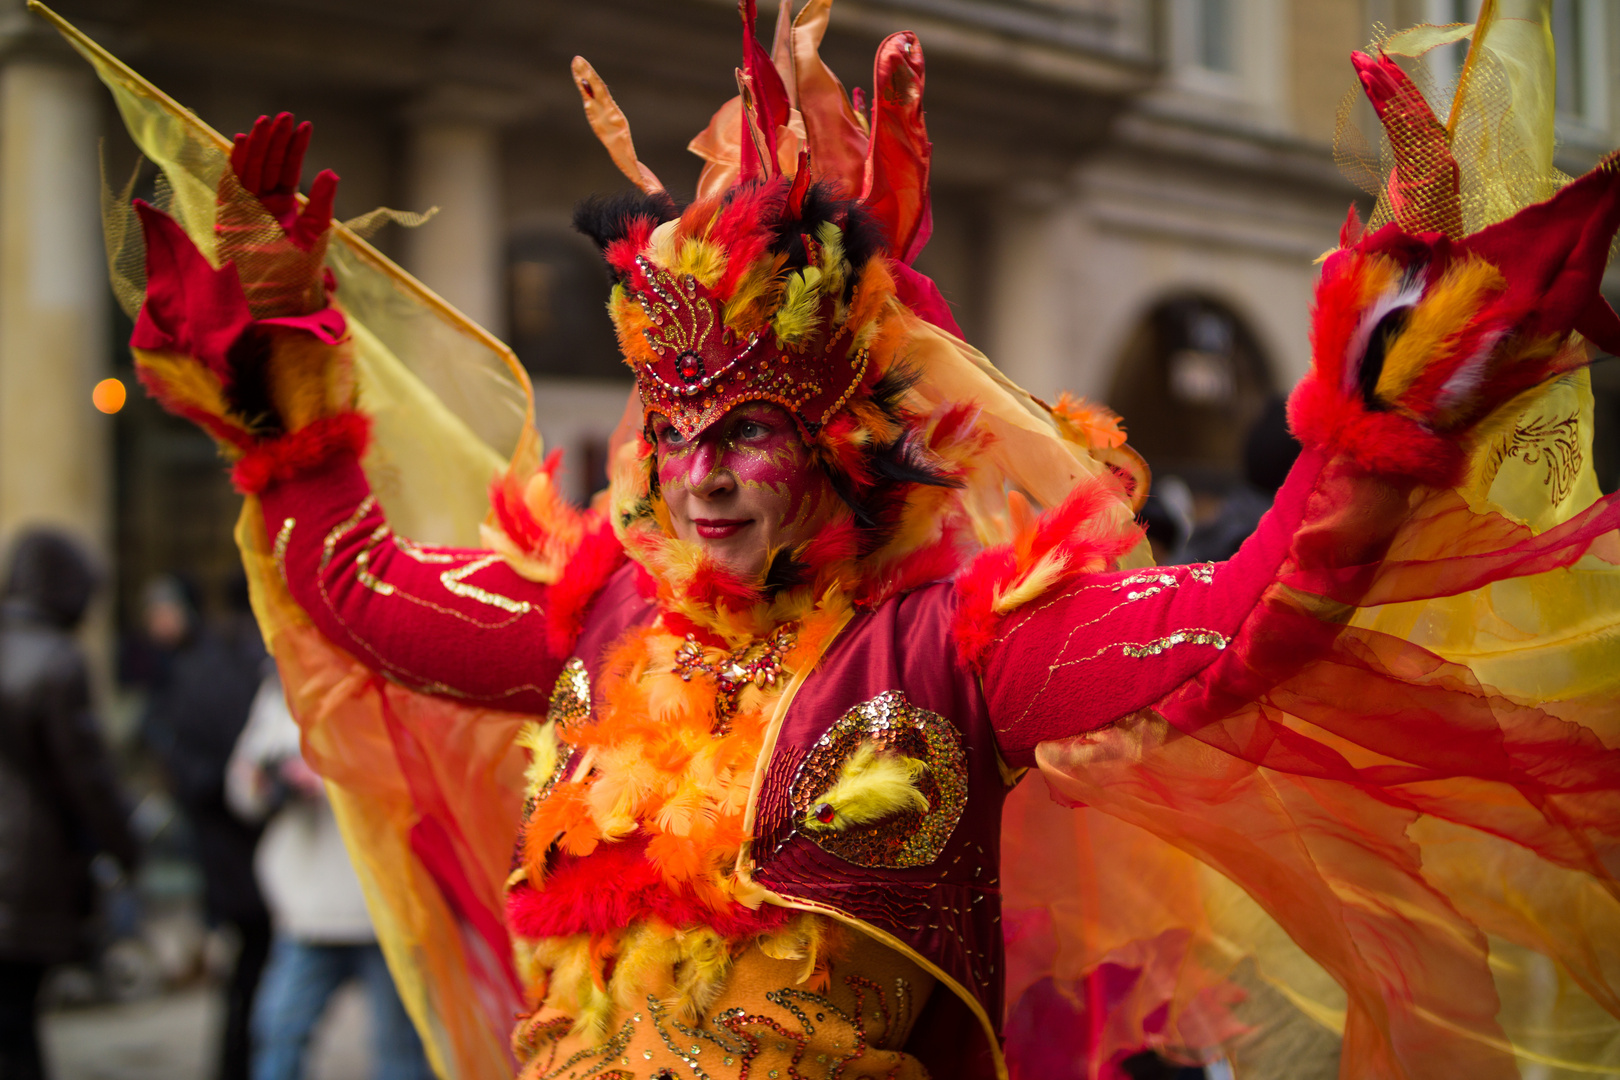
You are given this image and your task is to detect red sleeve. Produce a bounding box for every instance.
[259,449,568,713]
[983,449,1413,766]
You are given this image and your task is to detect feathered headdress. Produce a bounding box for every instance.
[566,0,1149,584]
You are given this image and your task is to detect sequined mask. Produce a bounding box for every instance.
[631,257,870,440]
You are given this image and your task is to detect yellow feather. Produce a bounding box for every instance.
[646,219,679,269]
[991,552,1071,614]
[666,927,732,1021]
[609,923,681,1011]
[1377,256,1506,404]
[815,220,846,297]
[515,720,560,797]
[802,741,929,831]
[672,238,727,288]
[772,266,824,345]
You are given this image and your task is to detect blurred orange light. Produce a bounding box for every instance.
[92,377,127,414]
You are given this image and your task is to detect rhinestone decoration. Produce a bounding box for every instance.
[788,691,968,869]
[673,624,797,734]
[629,256,868,439]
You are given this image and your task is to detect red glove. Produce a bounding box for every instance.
[216,111,341,317]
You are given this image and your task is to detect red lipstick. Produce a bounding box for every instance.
[693,518,751,540]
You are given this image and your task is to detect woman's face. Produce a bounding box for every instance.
[652,402,835,580]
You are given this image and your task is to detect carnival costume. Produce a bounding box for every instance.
[36,0,1620,1075]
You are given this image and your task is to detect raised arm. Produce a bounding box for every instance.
[966,132,1620,765]
[128,114,622,712]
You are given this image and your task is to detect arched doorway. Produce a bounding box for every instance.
[1106,294,1277,492]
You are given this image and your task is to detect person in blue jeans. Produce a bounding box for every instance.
[228,672,431,1080]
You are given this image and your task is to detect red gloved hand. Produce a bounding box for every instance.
[228,111,338,253]
[216,111,340,318]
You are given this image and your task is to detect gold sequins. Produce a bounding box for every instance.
[441,555,534,614]
[789,691,967,869]
[356,525,396,596]
[547,658,592,731]
[321,495,375,573]
[1120,629,1229,657]
[273,518,295,582]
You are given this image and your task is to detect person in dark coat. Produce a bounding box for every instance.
[0,528,140,1080]
[139,574,269,1080]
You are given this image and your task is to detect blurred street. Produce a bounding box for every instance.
[42,983,372,1080]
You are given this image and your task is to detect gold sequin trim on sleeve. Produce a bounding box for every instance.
[273,518,295,583]
[441,555,535,614]
[1120,629,1229,657]
[321,495,376,574]
[356,525,397,596]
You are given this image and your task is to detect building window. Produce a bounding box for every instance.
[1552,0,1607,138]
[1194,0,1236,74]
[506,229,624,381]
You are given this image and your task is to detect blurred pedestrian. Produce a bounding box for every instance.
[0,528,140,1080]
[1180,396,1302,565]
[228,671,432,1080]
[138,573,269,1080]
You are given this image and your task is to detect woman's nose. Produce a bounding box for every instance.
[690,442,734,497]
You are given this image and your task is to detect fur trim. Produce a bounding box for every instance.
[230,412,371,494]
[953,475,1144,670]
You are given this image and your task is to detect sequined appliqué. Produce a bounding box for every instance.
[788,691,967,869]
[547,657,592,732]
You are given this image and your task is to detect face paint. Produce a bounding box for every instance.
[653,402,835,579]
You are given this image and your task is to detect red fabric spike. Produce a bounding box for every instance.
[1351,51,1463,238]
[789,1,867,197]
[131,200,255,386]
[786,149,812,214]
[1340,204,1366,249]
[861,33,933,263]
[739,0,792,181]
[1462,153,1620,356]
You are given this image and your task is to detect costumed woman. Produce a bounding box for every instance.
[46,0,1620,1075]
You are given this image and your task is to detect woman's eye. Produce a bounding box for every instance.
[658,427,685,447]
[737,420,769,440]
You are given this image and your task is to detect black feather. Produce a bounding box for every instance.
[1359,306,1411,410]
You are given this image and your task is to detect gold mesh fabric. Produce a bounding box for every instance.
[1334,0,1571,239]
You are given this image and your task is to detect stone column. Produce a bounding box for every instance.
[0,39,114,692]
[403,117,505,338]
[0,56,110,559]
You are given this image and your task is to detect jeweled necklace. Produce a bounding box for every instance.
[673,623,797,733]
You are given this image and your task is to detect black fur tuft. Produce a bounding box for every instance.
[571,190,681,258]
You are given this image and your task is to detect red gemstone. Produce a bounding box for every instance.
[814,803,836,824]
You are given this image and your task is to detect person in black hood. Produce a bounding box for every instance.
[0,527,139,1080]
[138,572,269,1080]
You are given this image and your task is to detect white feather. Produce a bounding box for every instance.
[1344,270,1426,394]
